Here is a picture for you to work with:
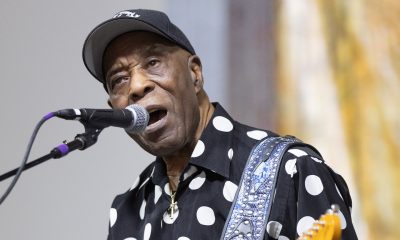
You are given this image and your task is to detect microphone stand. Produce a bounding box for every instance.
[0,126,102,182]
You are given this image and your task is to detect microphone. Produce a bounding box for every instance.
[55,104,149,133]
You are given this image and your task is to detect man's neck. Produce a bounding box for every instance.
[163,93,215,191]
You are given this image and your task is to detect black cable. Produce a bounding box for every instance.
[0,112,55,205]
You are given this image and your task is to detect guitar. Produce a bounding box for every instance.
[298,204,342,240]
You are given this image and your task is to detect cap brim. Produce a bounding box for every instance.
[82,17,170,83]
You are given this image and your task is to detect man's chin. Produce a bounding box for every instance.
[130,135,178,157]
[142,145,178,158]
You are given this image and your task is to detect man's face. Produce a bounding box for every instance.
[103,31,202,157]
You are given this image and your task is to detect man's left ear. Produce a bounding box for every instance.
[188,55,204,93]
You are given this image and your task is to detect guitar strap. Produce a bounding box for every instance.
[220,136,322,240]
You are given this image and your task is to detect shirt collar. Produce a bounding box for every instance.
[188,103,233,178]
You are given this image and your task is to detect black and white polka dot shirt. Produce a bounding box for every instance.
[107,103,357,240]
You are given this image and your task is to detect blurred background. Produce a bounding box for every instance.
[0,0,399,239]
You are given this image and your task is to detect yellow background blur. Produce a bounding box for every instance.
[277,0,400,239]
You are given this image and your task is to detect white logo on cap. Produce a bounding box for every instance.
[113,11,140,18]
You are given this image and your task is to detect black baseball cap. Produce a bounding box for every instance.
[82,9,196,90]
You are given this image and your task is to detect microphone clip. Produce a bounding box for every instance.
[76,125,103,151]
[52,126,102,159]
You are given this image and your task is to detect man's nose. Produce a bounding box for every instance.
[128,72,155,102]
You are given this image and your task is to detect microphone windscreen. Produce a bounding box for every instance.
[125,104,149,133]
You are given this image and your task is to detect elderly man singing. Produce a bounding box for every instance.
[82,9,357,240]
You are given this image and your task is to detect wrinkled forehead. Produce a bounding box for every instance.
[102,31,192,83]
[104,31,181,60]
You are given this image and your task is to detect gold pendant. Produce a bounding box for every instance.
[168,191,178,219]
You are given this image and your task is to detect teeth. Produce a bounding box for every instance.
[148,109,158,114]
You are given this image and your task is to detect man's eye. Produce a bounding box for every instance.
[147,59,160,67]
[115,76,129,83]
[110,76,129,90]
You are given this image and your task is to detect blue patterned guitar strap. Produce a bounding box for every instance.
[220,136,316,240]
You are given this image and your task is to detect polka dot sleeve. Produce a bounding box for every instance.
[267,147,358,239]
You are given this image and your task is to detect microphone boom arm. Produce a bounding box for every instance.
[0,127,102,182]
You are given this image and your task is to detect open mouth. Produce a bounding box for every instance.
[148,109,167,126]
